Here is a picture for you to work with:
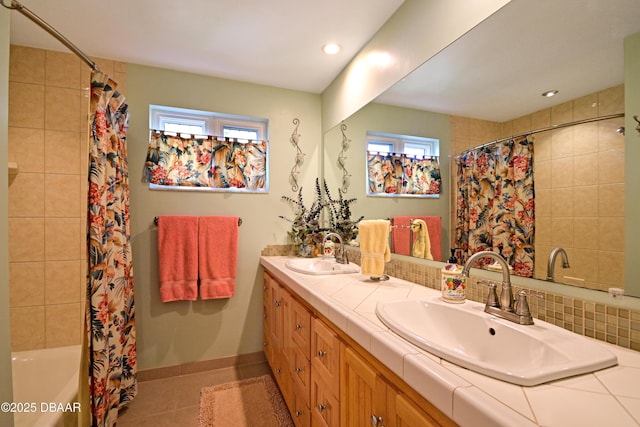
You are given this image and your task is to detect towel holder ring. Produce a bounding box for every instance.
[153,216,242,226]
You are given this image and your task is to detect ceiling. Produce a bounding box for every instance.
[377,0,640,122]
[7,0,404,93]
[7,0,640,123]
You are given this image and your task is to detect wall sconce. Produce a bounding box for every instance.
[289,118,304,192]
[338,122,351,193]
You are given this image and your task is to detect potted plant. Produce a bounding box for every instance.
[324,179,363,244]
[280,179,329,256]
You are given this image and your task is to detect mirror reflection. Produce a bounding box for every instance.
[323,0,640,298]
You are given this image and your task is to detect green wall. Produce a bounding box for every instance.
[625,32,640,295]
[0,5,14,427]
[323,102,451,259]
[126,64,322,369]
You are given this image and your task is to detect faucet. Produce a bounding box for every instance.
[323,232,348,264]
[461,250,535,325]
[546,247,570,281]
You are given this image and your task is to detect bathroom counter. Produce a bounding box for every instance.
[260,256,640,427]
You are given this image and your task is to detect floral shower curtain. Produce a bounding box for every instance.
[367,151,441,195]
[143,130,267,190]
[454,137,535,276]
[85,71,137,426]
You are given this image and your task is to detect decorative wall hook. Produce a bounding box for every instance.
[289,118,304,192]
[633,115,640,135]
[339,122,352,193]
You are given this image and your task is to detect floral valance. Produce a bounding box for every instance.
[143,130,267,191]
[366,151,441,197]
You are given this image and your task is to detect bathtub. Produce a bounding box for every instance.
[11,345,81,427]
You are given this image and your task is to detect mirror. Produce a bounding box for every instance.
[322,0,640,301]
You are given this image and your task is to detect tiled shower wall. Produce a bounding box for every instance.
[7,45,127,351]
[451,84,625,293]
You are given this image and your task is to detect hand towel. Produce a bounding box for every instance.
[410,219,433,260]
[198,216,239,299]
[392,216,442,261]
[359,219,391,277]
[158,216,199,302]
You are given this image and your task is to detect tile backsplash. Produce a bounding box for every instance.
[262,244,640,352]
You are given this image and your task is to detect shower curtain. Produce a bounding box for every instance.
[454,136,535,277]
[84,71,137,426]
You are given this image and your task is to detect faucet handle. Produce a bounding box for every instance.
[478,281,500,308]
[514,289,543,316]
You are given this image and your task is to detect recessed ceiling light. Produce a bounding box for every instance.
[322,43,341,55]
[542,90,558,97]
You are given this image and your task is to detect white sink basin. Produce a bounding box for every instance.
[376,296,617,386]
[285,257,360,275]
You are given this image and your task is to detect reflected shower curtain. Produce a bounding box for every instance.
[85,71,137,426]
[454,137,535,276]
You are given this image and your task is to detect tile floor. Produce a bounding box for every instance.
[117,361,272,426]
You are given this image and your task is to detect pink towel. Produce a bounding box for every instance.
[392,216,442,261]
[198,216,239,299]
[158,216,199,302]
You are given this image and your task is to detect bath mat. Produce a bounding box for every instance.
[198,374,294,427]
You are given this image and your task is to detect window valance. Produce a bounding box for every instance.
[143,130,268,192]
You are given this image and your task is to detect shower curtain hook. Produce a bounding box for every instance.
[633,115,640,134]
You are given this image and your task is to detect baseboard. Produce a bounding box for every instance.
[137,351,267,382]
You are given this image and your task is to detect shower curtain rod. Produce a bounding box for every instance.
[2,0,100,72]
[457,112,625,157]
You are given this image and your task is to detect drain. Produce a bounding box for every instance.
[488,328,496,336]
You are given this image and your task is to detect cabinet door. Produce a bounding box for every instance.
[311,317,340,397]
[388,388,440,427]
[266,273,288,357]
[341,345,387,427]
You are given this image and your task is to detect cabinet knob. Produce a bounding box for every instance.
[295,410,302,417]
[317,404,327,412]
[276,368,281,374]
[317,350,326,357]
[295,323,302,330]
[371,415,384,427]
[274,299,280,307]
[263,342,268,347]
[295,367,303,373]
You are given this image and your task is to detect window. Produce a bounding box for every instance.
[367,131,439,157]
[150,105,268,141]
[366,131,441,198]
[146,105,269,192]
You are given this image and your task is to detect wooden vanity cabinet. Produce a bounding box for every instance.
[341,344,451,427]
[263,270,455,427]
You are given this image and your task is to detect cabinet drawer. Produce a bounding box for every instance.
[311,369,339,427]
[311,317,340,397]
[290,298,312,356]
[290,345,311,406]
[291,381,311,427]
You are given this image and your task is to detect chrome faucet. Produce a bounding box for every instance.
[546,247,570,281]
[461,250,535,325]
[323,232,348,264]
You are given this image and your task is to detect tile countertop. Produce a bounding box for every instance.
[260,256,640,427]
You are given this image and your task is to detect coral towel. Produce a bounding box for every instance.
[158,216,199,302]
[359,220,391,277]
[392,216,442,261]
[198,216,239,299]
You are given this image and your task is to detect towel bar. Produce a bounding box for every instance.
[153,216,242,226]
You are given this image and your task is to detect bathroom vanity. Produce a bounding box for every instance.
[260,256,640,427]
